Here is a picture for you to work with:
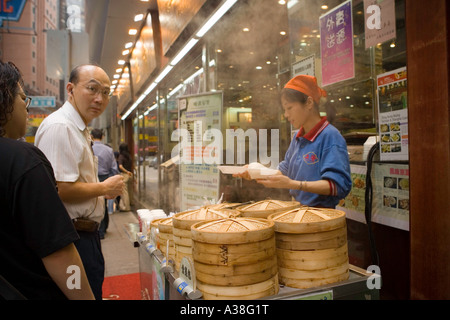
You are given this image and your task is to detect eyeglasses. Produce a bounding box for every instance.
[24,96,32,112]
[82,84,112,98]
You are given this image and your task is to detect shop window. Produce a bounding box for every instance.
[286,0,406,135]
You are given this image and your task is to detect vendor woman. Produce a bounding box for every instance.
[235,75,352,209]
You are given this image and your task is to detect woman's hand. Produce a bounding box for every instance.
[255,174,296,189]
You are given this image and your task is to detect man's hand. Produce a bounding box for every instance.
[102,174,124,199]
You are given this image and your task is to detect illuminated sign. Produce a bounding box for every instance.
[0,0,26,26]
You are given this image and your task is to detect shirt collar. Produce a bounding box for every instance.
[296,117,329,142]
[61,101,87,132]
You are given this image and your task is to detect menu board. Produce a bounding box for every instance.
[377,67,408,161]
[371,163,410,231]
[338,163,409,231]
[177,92,223,211]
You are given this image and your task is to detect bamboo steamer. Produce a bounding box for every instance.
[236,200,301,219]
[172,207,239,271]
[268,207,349,289]
[157,217,174,258]
[150,218,163,249]
[191,218,279,299]
[197,274,279,300]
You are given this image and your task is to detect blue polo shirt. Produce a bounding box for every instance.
[278,118,352,208]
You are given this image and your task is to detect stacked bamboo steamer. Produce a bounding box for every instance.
[191,217,279,300]
[236,199,301,218]
[268,207,349,289]
[157,217,175,258]
[172,206,239,271]
[150,218,163,250]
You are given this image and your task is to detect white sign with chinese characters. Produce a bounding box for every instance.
[364,0,397,49]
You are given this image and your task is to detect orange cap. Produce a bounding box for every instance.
[284,75,327,104]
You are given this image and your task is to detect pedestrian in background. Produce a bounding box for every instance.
[118,143,134,211]
[91,128,119,239]
[35,64,124,300]
[0,60,94,299]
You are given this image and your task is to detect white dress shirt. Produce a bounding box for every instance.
[35,101,104,223]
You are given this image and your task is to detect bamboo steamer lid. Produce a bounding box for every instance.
[172,207,239,231]
[191,217,275,244]
[206,202,242,210]
[268,207,346,234]
[236,200,301,219]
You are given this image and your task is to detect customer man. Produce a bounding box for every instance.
[91,128,119,239]
[35,64,124,300]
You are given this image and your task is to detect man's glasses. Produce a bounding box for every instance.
[82,85,112,98]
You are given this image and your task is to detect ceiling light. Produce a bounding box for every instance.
[122,0,238,120]
[256,66,262,70]
[278,0,286,4]
[122,49,130,56]
[321,5,328,10]
[195,0,238,38]
[128,29,138,35]
[113,74,120,79]
[280,31,286,35]
[170,38,199,66]
[118,60,126,65]
[134,14,144,22]
[115,68,123,73]
[125,42,133,49]
[242,27,249,32]
[112,80,118,84]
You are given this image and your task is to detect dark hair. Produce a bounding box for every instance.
[119,143,130,155]
[0,61,24,137]
[69,63,101,84]
[119,143,131,165]
[281,88,311,105]
[91,128,103,139]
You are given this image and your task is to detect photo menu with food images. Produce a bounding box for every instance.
[372,163,410,231]
[377,67,408,161]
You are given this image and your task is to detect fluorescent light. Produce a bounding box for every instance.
[122,0,238,120]
[154,65,173,83]
[144,82,157,95]
[122,49,130,56]
[129,29,138,35]
[125,42,133,49]
[118,60,126,65]
[170,38,199,66]
[196,0,238,38]
[168,83,184,98]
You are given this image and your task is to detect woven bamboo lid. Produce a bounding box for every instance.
[172,207,239,230]
[157,217,173,234]
[268,207,346,234]
[191,218,274,244]
[236,200,301,218]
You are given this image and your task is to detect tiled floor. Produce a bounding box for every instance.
[101,210,140,277]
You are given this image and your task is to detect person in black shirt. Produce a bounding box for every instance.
[0,60,94,299]
[117,143,134,211]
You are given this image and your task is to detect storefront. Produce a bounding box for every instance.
[115,0,450,300]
